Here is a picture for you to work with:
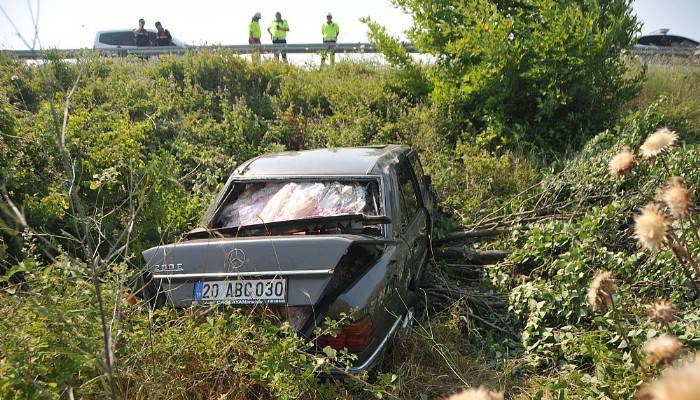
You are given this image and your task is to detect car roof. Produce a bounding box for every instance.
[97,29,157,34]
[637,30,699,47]
[234,145,410,177]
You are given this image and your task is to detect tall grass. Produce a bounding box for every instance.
[625,62,700,140]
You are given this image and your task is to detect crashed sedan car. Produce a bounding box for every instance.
[143,145,434,372]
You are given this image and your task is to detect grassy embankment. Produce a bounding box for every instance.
[1,52,699,399]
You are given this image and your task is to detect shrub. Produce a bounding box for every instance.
[495,101,700,396]
[374,0,643,154]
[0,260,360,399]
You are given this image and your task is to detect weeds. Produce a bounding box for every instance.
[0,260,376,399]
[1,36,700,400]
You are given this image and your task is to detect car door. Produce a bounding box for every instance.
[396,156,428,290]
[148,31,157,46]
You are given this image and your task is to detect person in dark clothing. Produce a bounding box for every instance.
[155,21,173,46]
[134,18,150,46]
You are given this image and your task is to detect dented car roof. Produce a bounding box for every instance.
[234,144,409,176]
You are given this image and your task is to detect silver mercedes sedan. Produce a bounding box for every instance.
[143,145,435,372]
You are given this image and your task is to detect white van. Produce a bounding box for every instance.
[93,29,185,49]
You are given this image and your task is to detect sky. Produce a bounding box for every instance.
[0,0,698,50]
[0,0,413,49]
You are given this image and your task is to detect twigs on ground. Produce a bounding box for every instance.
[433,247,510,264]
[421,234,514,336]
[423,220,517,337]
[433,229,509,245]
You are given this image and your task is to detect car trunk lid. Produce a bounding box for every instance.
[143,234,388,308]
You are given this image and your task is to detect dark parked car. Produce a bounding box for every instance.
[93,29,185,50]
[636,29,699,48]
[143,145,435,372]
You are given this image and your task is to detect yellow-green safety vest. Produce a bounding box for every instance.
[269,20,289,40]
[249,20,261,39]
[322,22,339,41]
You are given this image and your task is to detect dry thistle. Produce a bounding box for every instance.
[587,271,615,313]
[640,128,679,160]
[661,177,695,219]
[649,300,677,325]
[608,146,636,178]
[123,291,138,305]
[634,203,668,252]
[446,387,503,400]
[636,361,700,400]
[643,334,683,366]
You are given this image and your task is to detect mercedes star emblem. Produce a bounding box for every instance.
[227,248,247,270]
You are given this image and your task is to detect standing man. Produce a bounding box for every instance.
[249,12,262,64]
[133,18,150,46]
[321,12,339,66]
[267,12,289,63]
[154,21,173,46]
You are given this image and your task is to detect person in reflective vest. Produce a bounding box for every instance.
[249,12,262,64]
[154,21,173,46]
[267,12,289,63]
[133,18,150,46]
[321,13,339,67]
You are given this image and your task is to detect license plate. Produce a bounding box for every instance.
[194,279,286,305]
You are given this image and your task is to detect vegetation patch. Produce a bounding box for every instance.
[2,1,700,397]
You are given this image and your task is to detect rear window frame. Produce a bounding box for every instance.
[205,175,387,235]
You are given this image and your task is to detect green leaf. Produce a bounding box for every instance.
[322,346,337,359]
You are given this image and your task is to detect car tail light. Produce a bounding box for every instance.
[316,316,373,353]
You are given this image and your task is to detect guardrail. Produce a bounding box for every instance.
[630,45,700,64]
[631,44,698,57]
[0,42,418,59]
[2,43,696,61]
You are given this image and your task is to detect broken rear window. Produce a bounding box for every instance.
[216,181,381,228]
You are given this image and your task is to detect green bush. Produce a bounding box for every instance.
[1,51,539,264]
[0,260,362,399]
[374,0,642,154]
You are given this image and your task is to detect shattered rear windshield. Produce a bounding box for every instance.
[216,181,381,228]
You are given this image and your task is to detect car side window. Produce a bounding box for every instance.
[409,153,426,202]
[397,161,419,230]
